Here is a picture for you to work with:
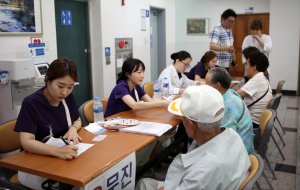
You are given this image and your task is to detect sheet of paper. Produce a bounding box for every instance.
[92,135,107,142]
[140,9,146,31]
[85,123,107,134]
[46,137,94,157]
[119,121,172,136]
[76,143,94,156]
[116,58,124,68]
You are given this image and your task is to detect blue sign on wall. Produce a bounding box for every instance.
[105,47,111,56]
[146,10,149,17]
[28,43,46,57]
[61,10,72,26]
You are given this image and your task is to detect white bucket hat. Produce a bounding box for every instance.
[168,85,225,123]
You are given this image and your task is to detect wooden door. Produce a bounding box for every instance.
[229,13,270,76]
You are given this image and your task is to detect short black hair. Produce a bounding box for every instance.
[208,67,231,89]
[242,46,260,60]
[248,52,269,72]
[221,9,236,19]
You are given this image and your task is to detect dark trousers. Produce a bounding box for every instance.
[253,122,261,150]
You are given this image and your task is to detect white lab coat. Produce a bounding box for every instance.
[158,65,197,94]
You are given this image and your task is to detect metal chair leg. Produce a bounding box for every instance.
[271,134,285,160]
[274,124,286,146]
[275,115,285,134]
[265,157,277,180]
[262,171,274,190]
[255,181,262,190]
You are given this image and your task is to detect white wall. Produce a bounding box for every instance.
[1,0,298,99]
[0,0,175,101]
[89,0,175,98]
[175,0,300,92]
[175,0,270,69]
[269,0,300,91]
[0,0,57,63]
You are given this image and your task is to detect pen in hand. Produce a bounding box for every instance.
[60,136,69,145]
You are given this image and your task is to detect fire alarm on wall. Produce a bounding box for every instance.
[119,41,124,48]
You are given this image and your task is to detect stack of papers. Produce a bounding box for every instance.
[119,121,172,136]
[84,123,107,134]
[46,137,94,157]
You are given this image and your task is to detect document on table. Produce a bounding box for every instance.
[119,121,172,136]
[46,137,94,157]
[84,122,107,134]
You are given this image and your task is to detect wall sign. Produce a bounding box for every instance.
[105,47,111,65]
[61,10,72,26]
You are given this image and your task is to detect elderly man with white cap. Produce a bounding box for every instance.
[136,85,250,190]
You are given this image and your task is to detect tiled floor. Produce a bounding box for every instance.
[140,95,300,190]
[254,95,299,190]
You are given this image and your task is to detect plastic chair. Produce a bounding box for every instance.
[143,82,154,98]
[256,109,276,188]
[266,93,286,161]
[239,154,264,190]
[0,120,30,190]
[78,98,108,126]
[267,93,285,134]
[275,80,285,94]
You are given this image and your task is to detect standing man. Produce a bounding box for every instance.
[210,9,237,70]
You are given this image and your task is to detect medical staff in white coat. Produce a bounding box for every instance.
[158,51,198,95]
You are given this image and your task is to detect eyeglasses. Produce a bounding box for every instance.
[181,61,191,68]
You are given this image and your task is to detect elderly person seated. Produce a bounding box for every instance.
[237,50,272,130]
[205,67,254,154]
[136,85,250,190]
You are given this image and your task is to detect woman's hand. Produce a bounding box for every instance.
[54,145,78,160]
[64,126,82,145]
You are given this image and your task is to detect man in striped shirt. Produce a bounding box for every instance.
[210,9,237,69]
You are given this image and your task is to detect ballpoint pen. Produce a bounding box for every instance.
[60,136,69,145]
